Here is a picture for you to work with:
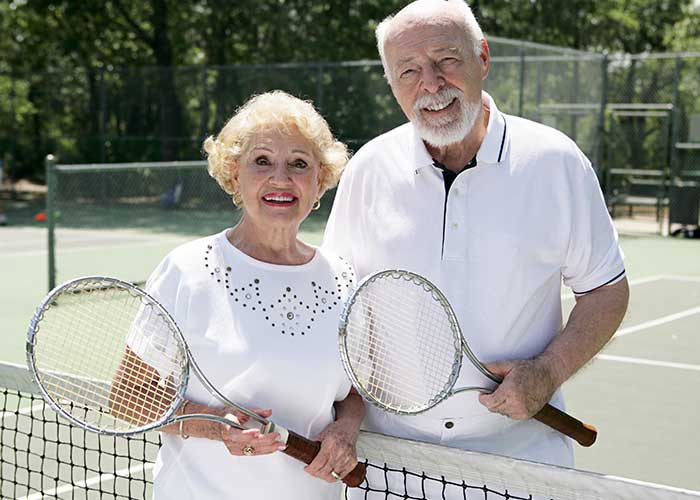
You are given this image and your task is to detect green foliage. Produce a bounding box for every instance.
[473,0,690,53]
[1,0,698,179]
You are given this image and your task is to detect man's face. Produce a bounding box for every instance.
[384,18,489,146]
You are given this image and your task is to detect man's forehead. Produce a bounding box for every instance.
[387,27,465,64]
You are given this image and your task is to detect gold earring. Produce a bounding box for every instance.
[232,190,241,207]
[312,199,321,211]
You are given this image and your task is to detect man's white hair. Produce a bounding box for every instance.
[375,0,484,83]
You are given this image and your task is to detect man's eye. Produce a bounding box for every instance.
[440,57,457,65]
[400,69,417,79]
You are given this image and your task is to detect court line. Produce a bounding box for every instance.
[17,462,154,500]
[662,274,700,283]
[614,305,700,338]
[597,354,700,372]
[2,238,189,258]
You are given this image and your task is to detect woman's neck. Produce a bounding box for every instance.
[226,217,314,265]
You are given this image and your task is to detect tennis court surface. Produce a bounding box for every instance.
[1,214,700,498]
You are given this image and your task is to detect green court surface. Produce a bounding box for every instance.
[1,208,699,492]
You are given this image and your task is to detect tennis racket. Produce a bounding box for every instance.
[26,276,366,486]
[338,270,597,447]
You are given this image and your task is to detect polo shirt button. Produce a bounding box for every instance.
[453,188,460,196]
[451,222,459,229]
[444,421,454,429]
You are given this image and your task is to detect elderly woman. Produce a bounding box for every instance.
[133,91,364,499]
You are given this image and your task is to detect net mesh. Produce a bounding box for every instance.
[2,362,699,500]
[1,362,158,499]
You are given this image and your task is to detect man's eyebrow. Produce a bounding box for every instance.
[396,46,459,66]
[395,55,416,66]
[431,46,460,54]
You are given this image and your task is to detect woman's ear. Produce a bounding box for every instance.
[229,161,239,190]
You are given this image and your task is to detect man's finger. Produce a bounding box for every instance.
[305,445,331,475]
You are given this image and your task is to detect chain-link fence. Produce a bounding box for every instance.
[0,36,603,179]
[605,52,700,233]
[5,39,700,238]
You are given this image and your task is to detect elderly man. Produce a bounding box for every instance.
[323,0,629,471]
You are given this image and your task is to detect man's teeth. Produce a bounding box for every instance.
[264,195,294,202]
[425,99,453,112]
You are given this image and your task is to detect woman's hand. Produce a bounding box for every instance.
[219,408,287,457]
[304,420,360,483]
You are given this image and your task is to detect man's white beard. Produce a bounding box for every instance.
[411,88,481,147]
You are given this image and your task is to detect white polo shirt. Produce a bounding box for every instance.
[323,92,624,467]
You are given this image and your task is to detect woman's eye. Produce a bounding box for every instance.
[290,159,308,169]
[255,156,270,166]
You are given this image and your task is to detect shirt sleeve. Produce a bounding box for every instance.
[561,153,625,294]
[322,162,360,267]
[126,255,186,379]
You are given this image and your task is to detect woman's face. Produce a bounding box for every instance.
[233,128,322,232]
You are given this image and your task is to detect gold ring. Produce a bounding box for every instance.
[242,444,255,456]
[331,470,342,481]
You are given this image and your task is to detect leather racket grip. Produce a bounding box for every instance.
[534,403,597,447]
[284,430,367,487]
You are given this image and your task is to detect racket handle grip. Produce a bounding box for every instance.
[284,430,367,487]
[534,403,597,447]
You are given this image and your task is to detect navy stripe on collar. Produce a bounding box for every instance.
[497,117,507,162]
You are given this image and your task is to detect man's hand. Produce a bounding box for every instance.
[477,356,561,420]
[304,420,359,483]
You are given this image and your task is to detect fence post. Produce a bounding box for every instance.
[10,71,17,170]
[534,60,542,122]
[670,56,682,178]
[571,59,580,141]
[597,54,609,184]
[668,56,683,235]
[518,49,525,117]
[99,68,106,163]
[46,154,57,291]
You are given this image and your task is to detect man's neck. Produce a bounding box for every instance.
[425,99,490,173]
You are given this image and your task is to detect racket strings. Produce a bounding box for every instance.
[37,287,140,408]
[46,299,180,429]
[344,276,461,412]
[32,279,187,432]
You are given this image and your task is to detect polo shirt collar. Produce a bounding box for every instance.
[410,125,435,171]
[477,92,509,165]
[410,91,509,172]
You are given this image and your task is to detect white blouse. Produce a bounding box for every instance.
[136,229,355,500]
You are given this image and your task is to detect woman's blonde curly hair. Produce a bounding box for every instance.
[203,91,349,207]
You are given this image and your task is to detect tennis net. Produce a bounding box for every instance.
[2,360,699,500]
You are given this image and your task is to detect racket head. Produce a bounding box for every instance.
[26,276,189,436]
[339,270,463,415]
